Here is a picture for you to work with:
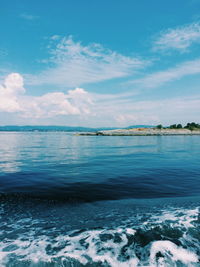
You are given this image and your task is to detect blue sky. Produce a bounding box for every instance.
[0,0,200,126]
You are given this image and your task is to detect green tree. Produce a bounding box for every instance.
[156,124,163,129]
[185,122,199,130]
[170,124,177,129]
[176,124,182,129]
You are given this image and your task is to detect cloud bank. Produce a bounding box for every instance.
[0,73,92,118]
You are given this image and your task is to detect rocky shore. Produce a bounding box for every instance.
[77,128,200,136]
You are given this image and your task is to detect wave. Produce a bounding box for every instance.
[0,205,199,266]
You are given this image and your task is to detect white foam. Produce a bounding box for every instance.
[146,207,199,229]
[126,228,136,235]
[0,227,139,266]
[150,240,198,265]
[0,206,200,266]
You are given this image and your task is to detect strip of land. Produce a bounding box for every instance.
[77,128,200,136]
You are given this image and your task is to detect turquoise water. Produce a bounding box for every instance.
[0,132,200,266]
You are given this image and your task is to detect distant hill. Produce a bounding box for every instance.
[0,125,155,132]
[0,125,118,132]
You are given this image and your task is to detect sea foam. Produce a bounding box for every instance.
[0,206,199,266]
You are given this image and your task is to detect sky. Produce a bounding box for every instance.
[0,0,200,127]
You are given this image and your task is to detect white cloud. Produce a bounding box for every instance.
[50,35,60,41]
[4,73,25,94]
[22,88,93,118]
[26,36,147,87]
[91,93,200,127]
[115,114,159,125]
[1,73,199,127]
[0,73,93,118]
[20,13,39,20]
[0,73,24,112]
[153,22,200,52]
[132,58,200,88]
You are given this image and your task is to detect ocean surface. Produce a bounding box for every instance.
[0,132,200,266]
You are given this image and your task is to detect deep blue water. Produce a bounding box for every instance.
[0,132,200,266]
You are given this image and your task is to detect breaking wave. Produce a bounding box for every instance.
[0,203,200,266]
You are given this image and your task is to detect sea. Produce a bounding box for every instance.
[0,132,200,266]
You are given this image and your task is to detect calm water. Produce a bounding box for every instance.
[0,132,200,266]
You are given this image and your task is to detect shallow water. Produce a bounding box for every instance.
[0,132,200,266]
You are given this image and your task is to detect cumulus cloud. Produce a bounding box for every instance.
[0,73,92,118]
[4,73,25,94]
[26,36,147,87]
[153,22,200,52]
[0,73,24,112]
[1,73,199,127]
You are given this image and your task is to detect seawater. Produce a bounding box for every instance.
[0,132,200,266]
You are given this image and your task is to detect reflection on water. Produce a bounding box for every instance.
[0,132,200,266]
[0,132,200,201]
[0,133,23,173]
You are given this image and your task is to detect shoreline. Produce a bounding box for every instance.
[77,128,200,136]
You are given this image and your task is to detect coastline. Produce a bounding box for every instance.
[77,128,200,136]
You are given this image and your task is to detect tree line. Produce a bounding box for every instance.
[156,122,200,130]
